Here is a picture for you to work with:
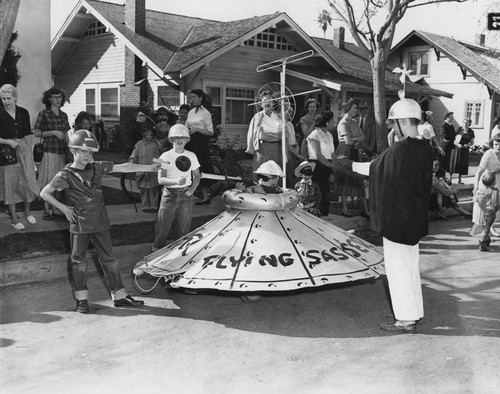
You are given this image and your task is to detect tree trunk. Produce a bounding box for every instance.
[0,0,20,63]
[371,49,388,153]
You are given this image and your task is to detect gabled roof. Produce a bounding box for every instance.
[52,0,342,81]
[313,37,452,98]
[391,30,500,96]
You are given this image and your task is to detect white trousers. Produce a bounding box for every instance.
[383,237,424,321]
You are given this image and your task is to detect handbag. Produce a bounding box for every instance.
[0,144,18,166]
[33,132,44,162]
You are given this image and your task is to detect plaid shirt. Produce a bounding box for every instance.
[34,109,70,154]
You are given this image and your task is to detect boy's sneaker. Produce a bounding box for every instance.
[76,300,90,314]
[114,295,144,307]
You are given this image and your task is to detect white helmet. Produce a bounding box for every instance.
[254,160,284,177]
[168,124,190,140]
[388,98,421,120]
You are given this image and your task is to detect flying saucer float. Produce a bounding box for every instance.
[132,188,384,301]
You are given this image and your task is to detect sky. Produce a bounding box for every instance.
[51,0,499,46]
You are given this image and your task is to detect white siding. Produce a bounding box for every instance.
[389,43,496,146]
[54,34,125,123]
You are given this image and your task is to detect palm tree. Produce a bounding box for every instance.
[317,9,332,38]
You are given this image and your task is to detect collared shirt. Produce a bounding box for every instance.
[34,108,70,154]
[50,161,114,234]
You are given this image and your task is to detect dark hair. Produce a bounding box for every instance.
[489,132,500,148]
[314,112,332,128]
[189,89,206,105]
[341,98,357,113]
[179,104,190,112]
[435,168,446,178]
[493,117,500,126]
[41,87,66,109]
[305,98,319,111]
[444,112,454,119]
[74,111,92,128]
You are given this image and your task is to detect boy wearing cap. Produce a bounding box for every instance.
[236,160,284,195]
[40,130,159,313]
[294,161,322,216]
[152,124,201,251]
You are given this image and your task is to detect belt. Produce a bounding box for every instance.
[165,186,189,193]
[259,140,281,144]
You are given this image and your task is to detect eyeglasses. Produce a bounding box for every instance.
[257,174,276,182]
[50,95,63,99]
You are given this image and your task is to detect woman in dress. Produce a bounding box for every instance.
[473,133,500,237]
[334,99,369,217]
[450,118,474,184]
[0,84,39,230]
[306,112,336,216]
[246,90,283,177]
[439,111,456,182]
[185,89,215,205]
[33,87,70,220]
[298,98,319,158]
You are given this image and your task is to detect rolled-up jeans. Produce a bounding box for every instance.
[70,231,126,301]
[153,187,193,250]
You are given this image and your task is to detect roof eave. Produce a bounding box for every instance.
[172,13,344,78]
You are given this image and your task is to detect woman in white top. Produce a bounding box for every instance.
[306,112,336,216]
[185,89,214,205]
[418,110,444,158]
[246,90,283,177]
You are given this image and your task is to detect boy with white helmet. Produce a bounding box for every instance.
[335,98,433,333]
[236,160,284,194]
[152,124,201,251]
[40,129,160,313]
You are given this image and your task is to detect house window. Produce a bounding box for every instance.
[85,86,119,120]
[244,28,296,51]
[465,100,483,127]
[408,51,429,76]
[157,85,180,108]
[225,87,256,125]
[82,21,108,38]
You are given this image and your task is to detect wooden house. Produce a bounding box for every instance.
[389,30,500,146]
[51,0,450,150]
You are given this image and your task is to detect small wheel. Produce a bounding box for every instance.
[131,271,161,295]
[240,294,263,303]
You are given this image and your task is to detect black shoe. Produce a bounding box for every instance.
[114,295,145,307]
[195,199,211,205]
[76,300,89,314]
[479,241,490,252]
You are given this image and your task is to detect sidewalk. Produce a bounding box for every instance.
[0,170,475,287]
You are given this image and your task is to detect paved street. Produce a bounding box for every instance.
[1,216,499,394]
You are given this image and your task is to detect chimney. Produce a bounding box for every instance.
[125,0,146,34]
[474,34,485,46]
[333,27,345,49]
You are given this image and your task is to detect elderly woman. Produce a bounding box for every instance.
[246,90,283,177]
[450,118,475,184]
[33,87,70,220]
[334,98,369,218]
[473,133,500,237]
[0,84,40,230]
[185,89,215,205]
[306,112,336,216]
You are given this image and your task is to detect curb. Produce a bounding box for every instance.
[0,243,152,288]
